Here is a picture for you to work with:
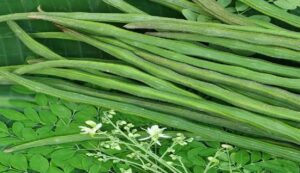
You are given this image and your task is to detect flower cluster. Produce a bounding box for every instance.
[80,110,195,173]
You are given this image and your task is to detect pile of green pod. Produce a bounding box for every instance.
[1,0,300,163]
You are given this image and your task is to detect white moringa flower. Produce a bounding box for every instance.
[221,144,233,150]
[79,120,102,136]
[120,168,132,173]
[139,125,170,145]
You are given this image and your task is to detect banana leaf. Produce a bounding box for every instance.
[0,0,180,66]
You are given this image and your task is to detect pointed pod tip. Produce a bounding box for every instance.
[3,148,13,153]
[123,24,134,29]
[124,23,143,29]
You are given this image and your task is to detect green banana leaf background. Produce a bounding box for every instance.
[0,0,180,66]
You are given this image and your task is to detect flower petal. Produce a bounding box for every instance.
[139,136,151,141]
[94,123,102,130]
[85,120,97,127]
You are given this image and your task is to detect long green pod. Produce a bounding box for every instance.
[83,69,135,86]
[221,85,300,129]
[1,71,300,162]
[0,65,23,71]
[4,134,100,153]
[25,57,134,85]
[14,60,199,99]
[135,51,300,121]
[29,32,300,106]
[25,14,300,78]
[26,68,300,144]
[0,12,175,23]
[1,12,299,39]
[119,39,300,107]
[7,21,64,60]
[221,85,296,111]
[148,32,300,63]
[239,0,300,28]
[0,13,30,22]
[32,32,137,52]
[103,0,147,14]
[31,32,79,41]
[32,76,283,140]
[125,21,300,51]
[57,57,125,65]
